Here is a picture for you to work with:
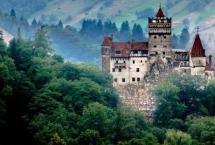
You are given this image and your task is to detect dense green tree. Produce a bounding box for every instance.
[132,24,144,41]
[153,82,186,126]
[78,129,101,145]
[203,80,215,115]
[58,20,63,29]
[187,117,215,145]
[10,9,16,17]
[0,37,7,55]
[113,106,147,143]
[80,102,114,137]
[49,133,66,145]
[119,21,131,41]
[164,129,192,145]
[33,26,52,57]
[31,18,38,28]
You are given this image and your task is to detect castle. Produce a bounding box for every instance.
[101,7,214,86]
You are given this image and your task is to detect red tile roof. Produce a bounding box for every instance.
[131,42,148,50]
[156,8,165,17]
[190,34,206,57]
[102,36,112,46]
[111,42,129,58]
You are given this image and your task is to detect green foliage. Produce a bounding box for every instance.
[153,82,186,126]
[203,80,215,115]
[113,106,147,142]
[0,37,7,55]
[78,129,101,145]
[153,74,210,128]
[80,103,114,137]
[49,133,66,145]
[164,129,192,145]
[187,117,215,145]
[33,27,53,57]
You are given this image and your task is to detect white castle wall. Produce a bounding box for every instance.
[111,57,149,86]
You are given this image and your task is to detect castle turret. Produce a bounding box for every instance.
[101,36,112,72]
[148,7,172,58]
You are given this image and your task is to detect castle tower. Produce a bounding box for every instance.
[101,36,112,72]
[148,6,172,58]
[189,33,206,68]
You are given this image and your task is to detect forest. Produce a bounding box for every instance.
[0,23,215,145]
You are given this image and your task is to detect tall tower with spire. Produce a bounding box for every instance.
[148,6,172,58]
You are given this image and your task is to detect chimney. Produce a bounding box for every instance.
[209,55,212,68]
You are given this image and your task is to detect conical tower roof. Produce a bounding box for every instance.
[156,7,165,17]
[190,34,205,57]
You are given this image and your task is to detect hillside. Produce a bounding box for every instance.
[1,0,215,30]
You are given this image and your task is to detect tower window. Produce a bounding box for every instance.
[164,35,167,39]
[122,78,125,82]
[112,68,115,72]
[136,68,140,72]
[137,78,140,82]
[114,78,117,82]
[133,60,135,64]
[116,60,118,63]
[132,78,135,82]
[119,68,122,72]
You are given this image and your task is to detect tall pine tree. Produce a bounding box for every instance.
[132,24,144,41]
[119,21,131,41]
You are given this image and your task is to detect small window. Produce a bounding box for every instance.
[132,78,135,82]
[136,68,140,72]
[133,60,135,64]
[114,78,117,82]
[116,60,118,63]
[123,61,126,63]
[122,78,125,82]
[140,60,143,63]
[116,51,121,54]
[163,45,167,48]
[112,68,115,72]
[154,36,157,39]
[119,68,122,72]
[137,78,140,82]
[153,45,157,48]
[164,35,166,39]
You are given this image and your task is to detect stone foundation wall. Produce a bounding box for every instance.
[116,83,156,121]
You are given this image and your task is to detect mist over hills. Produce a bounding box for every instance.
[0,0,215,63]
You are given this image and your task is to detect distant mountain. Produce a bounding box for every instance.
[1,0,215,31]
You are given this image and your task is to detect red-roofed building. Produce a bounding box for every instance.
[101,7,214,85]
[190,34,205,57]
